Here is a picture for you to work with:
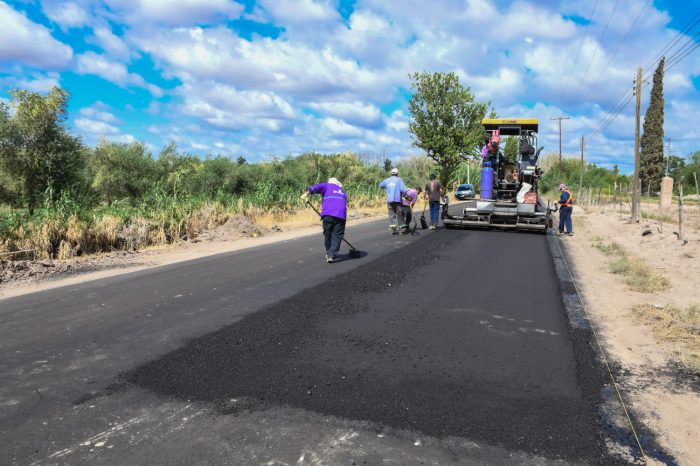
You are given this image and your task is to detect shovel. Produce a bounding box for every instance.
[419,201,428,229]
[306,201,364,258]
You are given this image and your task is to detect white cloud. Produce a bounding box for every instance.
[89,25,132,60]
[74,117,120,135]
[79,104,119,124]
[179,83,296,132]
[309,101,383,129]
[41,1,90,29]
[322,118,364,138]
[258,0,338,26]
[0,2,73,68]
[130,26,395,101]
[75,51,162,96]
[104,0,244,25]
[0,71,61,92]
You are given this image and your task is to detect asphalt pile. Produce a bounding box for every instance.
[124,229,627,464]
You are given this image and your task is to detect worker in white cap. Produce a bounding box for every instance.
[379,168,408,234]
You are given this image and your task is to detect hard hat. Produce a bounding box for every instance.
[391,168,398,175]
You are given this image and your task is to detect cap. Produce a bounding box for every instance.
[559,183,567,190]
[391,168,398,175]
[328,177,342,187]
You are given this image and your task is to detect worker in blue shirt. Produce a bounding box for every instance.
[379,168,409,234]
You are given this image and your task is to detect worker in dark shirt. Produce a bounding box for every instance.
[558,183,574,236]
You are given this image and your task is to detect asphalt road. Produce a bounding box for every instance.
[0,206,644,465]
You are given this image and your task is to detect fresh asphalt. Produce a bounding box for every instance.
[0,204,646,465]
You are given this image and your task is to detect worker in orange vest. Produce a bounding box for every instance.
[558,183,574,236]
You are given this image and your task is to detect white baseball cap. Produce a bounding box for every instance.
[391,168,399,175]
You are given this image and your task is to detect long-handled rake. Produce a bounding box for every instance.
[306,201,363,258]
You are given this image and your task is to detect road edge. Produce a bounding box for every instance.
[547,233,676,465]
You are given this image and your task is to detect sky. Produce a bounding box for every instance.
[1,0,699,173]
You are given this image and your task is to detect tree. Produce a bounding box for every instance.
[0,87,84,214]
[383,158,393,172]
[408,71,492,187]
[640,57,665,192]
[90,140,160,204]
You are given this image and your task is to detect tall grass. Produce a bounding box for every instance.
[0,187,385,260]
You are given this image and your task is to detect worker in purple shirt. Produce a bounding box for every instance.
[401,186,421,234]
[301,177,347,263]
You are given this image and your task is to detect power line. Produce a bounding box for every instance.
[562,0,599,97]
[642,10,700,72]
[664,29,700,70]
[665,39,700,73]
[572,0,621,96]
[580,5,700,146]
[579,0,651,104]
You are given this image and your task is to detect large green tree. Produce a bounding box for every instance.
[0,87,83,213]
[640,57,665,192]
[90,140,161,204]
[408,71,493,187]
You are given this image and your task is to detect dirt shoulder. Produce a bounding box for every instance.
[561,205,699,466]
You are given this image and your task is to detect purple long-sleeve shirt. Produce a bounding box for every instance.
[308,182,347,219]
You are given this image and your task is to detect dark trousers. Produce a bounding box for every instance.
[323,216,346,257]
[402,204,413,229]
[387,202,405,229]
[558,206,573,233]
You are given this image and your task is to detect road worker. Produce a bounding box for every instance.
[558,183,574,236]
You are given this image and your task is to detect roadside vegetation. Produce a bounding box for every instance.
[2,83,699,261]
[634,303,700,374]
[0,87,447,260]
[591,237,669,293]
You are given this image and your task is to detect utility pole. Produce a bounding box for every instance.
[579,135,586,191]
[551,116,570,184]
[632,66,642,223]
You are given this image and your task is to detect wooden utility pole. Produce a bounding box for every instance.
[694,172,699,216]
[579,135,585,191]
[632,66,642,223]
[551,116,570,184]
[678,175,684,241]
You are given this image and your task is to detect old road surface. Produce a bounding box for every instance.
[1,204,659,465]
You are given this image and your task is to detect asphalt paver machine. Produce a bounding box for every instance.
[444,118,553,232]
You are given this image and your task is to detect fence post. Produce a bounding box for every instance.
[678,176,684,241]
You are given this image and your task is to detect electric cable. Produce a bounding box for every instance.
[572,0,621,96]
[579,0,651,104]
[562,0,599,97]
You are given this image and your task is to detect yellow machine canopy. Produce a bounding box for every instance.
[482,118,539,135]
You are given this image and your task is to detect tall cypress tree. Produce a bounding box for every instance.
[639,57,665,193]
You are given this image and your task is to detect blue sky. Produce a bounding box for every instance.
[1,0,699,173]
